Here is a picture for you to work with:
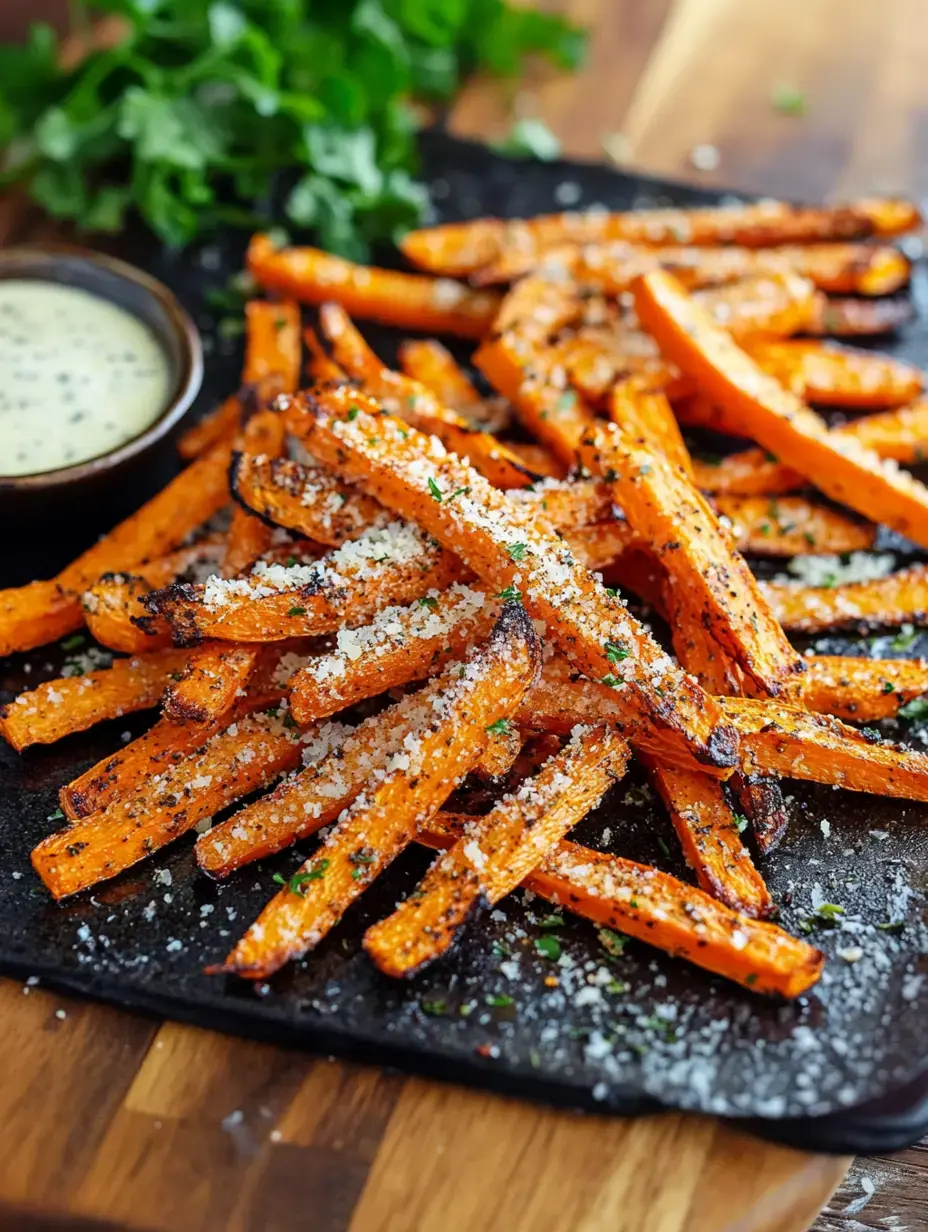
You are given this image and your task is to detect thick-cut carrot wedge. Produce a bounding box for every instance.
[145,523,464,644]
[578,421,802,697]
[746,340,923,409]
[714,495,875,556]
[246,234,499,339]
[231,453,387,547]
[399,340,486,419]
[364,725,628,977]
[222,409,288,578]
[846,401,928,464]
[723,697,928,801]
[799,655,928,721]
[474,331,598,465]
[694,274,819,339]
[636,270,928,548]
[0,647,191,751]
[644,759,772,918]
[81,542,225,653]
[289,583,493,726]
[762,564,928,632]
[32,711,302,900]
[477,241,911,297]
[472,724,523,780]
[608,375,693,479]
[215,605,540,978]
[804,294,914,337]
[177,392,241,461]
[242,300,302,390]
[400,198,919,277]
[162,643,258,725]
[318,304,533,488]
[294,388,739,773]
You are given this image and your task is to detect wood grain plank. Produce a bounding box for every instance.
[813,1145,928,1231]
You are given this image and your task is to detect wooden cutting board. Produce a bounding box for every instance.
[4,0,928,1227]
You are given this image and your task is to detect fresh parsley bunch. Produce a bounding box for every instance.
[0,0,584,257]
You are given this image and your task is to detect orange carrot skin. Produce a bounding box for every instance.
[746,340,923,409]
[294,388,739,774]
[242,300,301,390]
[162,644,258,725]
[762,564,928,633]
[800,655,928,721]
[636,270,928,549]
[178,392,241,461]
[247,234,500,339]
[713,495,875,557]
[399,339,486,417]
[0,581,84,658]
[215,605,540,978]
[608,377,693,479]
[32,712,302,900]
[0,647,192,751]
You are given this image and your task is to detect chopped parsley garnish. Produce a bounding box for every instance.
[485,718,512,736]
[601,674,621,688]
[169,671,185,682]
[418,596,439,610]
[428,477,470,503]
[538,914,564,930]
[556,389,577,412]
[604,586,619,598]
[46,808,65,822]
[604,640,629,664]
[506,542,529,561]
[60,633,86,652]
[892,623,918,650]
[882,681,896,694]
[772,84,806,115]
[420,999,447,1016]
[898,696,928,721]
[816,902,845,920]
[535,935,561,961]
[495,584,523,603]
[733,813,749,834]
[597,928,626,958]
[273,860,330,896]
[485,993,515,1008]
[876,919,906,933]
[346,406,360,421]
[288,605,306,617]
[285,555,298,568]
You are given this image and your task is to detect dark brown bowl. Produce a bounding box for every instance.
[0,245,202,526]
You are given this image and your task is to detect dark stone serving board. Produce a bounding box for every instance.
[3,132,928,1155]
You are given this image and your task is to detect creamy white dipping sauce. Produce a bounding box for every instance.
[0,280,172,476]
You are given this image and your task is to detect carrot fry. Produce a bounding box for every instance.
[644,758,773,918]
[82,542,225,653]
[215,605,540,978]
[723,697,928,801]
[799,655,928,721]
[491,272,581,341]
[713,495,876,556]
[472,724,523,780]
[32,711,302,900]
[762,564,928,632]
[318,304,533,488]
[577,421,803,697]
[732,775,791,857]
[144,522,464,644]
[636,270,928,548]
[561,522,638,571]
[399,340,487,419]
[247,234,500,339]
[0,647,191,751]
[691,450,806,497]
[177,392,241,461]
[844,401,928,464]
[400,198,919,277]
[0,582,84,658]
[694,273,819,339]
[608,375,694,479]
[507,477,614,530]
[503,441,566,478]
[804,295,914,337]
[289,582,493,727]
[745,340,923,409]
[242,300,301,390]
[364,725,628,977]
[162,643,258,725]
[222,409,288,577]
[294,387,739,773]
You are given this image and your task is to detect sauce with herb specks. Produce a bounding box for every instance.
[0,280,171,476]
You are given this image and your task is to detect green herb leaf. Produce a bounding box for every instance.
[485,718,511,736]
[772,84,806,115]
[272,860,330,896]
[60,633,86,652]
[494,117,561,161]
[892,623,918,650]
[427,477,444,502]
[495,584,523,603]
[485,993,514,1008]
[733,813,749,834]
[597,928,626,958]
[899,696,928,721]
[418,595,439,610]
[288,606,307,617]
[538,914,564,929]
[535,934,561,960]
[604,640,629,664]
[506,542,528,561]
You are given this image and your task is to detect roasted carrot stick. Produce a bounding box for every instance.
[399,339,487,419]
[145,522,464,644]
[762,564,928,632]
[746,340,923,409]
[608,375,693,479]
[177,392,242,461]
[644,758,773,918]
[0,647,191,751]
[247,234,500,339]
[318,304,534,488]
[162,643,258,725]
[32,711,303,900]
[804,294,914,337]
[242,300,302,390]
[845,401,928,464]
[400,198,919,276]
[713,495,876,556]
[472,724,523,780]
[222,409,288,578]
[491,271,581,341]
[691,450,805,497]
[288,583,493,726]
[364,725,628,977]
[693,273,819,338]
[503,441,566,478]
[636,270,928,549]
[577,421,803,697]
[214,605,540,978]
[507,477,614,530]
[294,387,739,773]
[799,655,928,722]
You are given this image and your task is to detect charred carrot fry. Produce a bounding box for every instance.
[289,583,493,727]
[222,409,288,578]
[723,697,928,801]
[799,655,928,722]
[81,542,225,653]
[636,270,928,549]
[578,421,803,697]
[32,711,302,900]
[399,339,486,419]
[714,495,876,556]
[247,234,500,339]
[804,294,914,337]
[215,605,540,978]
[746,340,923,409]
[762,564,928,633]
[644,758,773,918]
[608,375,693,479]
[162,643,258,725]
[145,523,464,644]
[318,304,533,488]
[364,725,628,977]
[294,387,739,774]
[0,647,192,751]
[401,198,919,277]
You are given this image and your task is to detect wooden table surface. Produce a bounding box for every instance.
[4,1,928,1229]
